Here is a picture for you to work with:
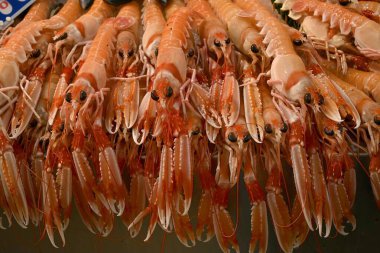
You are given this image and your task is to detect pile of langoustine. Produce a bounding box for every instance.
[0,0,380,251]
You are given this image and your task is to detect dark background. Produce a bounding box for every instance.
[0,157,378,253]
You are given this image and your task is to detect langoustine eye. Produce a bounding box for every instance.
[250,44,259,53]
[151,90,159,101]
[324,127,334,136]
[127,49,134,57]
[165,87,173,98]
[228,132,237,142]
[264,124,273,134]
[374,115,380,125]
[243,134,252,143]
[65,92,72,103]
[80,90,87,101]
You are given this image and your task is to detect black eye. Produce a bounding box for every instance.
[280,123,288,133]
[151,90,159,101]
[29,119,38,128]
[228,132,237,142]
[264,124,273,134]
[318,94,324,105]
[192,128,200,135]
[60,123,64,132]
[187,48,194,58]
[339,0,350,6]
[128,49,134,57]
[304,93,312,104]
[344,114,353,122]
[243,134,251,143]
[65,92,72,103]
[80,90,87,101]
[54,32,68,42]
[154,48,158,56]
[251,44,259,53]
[324,127,334,136]
[30,49,41,58]
[214,39,221,47]
[225,38,230,44]
[165,86,173,98]
[118,50,124,58]
[293,39,303,46]
[374,115,380,125]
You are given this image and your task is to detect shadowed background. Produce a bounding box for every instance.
[0,157,379,253]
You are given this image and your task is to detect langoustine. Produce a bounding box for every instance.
[1,0,380,252]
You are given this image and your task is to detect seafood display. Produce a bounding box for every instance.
[1,0,380,252]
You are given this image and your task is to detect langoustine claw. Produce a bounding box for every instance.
[120,140,146,238]
[306,115,332,237]
[92,111,126,216]
[72,125,109,216]
[10,60,51,138]
[196,138,214,242]
[132,91,157,145]
[173,135,192,216]
[306,62,360,128]
[196,142,239,253]
[266,168,293,253]
[214,146,240,253]
[108,74,140,132]
[220,70,240,127]
[172,191,196,247]
[276,100,315,230]
[325,154,357,235]
[13,143,40,226]
[196,189,214,242]
[265,151,310,252]
[128,179,159,242]
[212,186,240,253]
[243,146,267,253]
[43,142,72,248]
[73,176,114,236]
[291,194,310,248]
[241,60,264,143]
[315,111,356,235]
[0,122,29,228]
[189,81,222,129]
[203,58,224,142]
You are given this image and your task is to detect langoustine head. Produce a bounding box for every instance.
[62,78,95,128]
[242,30,266,65]
[220,116,252,184]
[151,77,180,109]
[116,31,138,73]
[263,108,288,146]
[224,116,252,149]
[314,111,344,147]
[206,30,232,63]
